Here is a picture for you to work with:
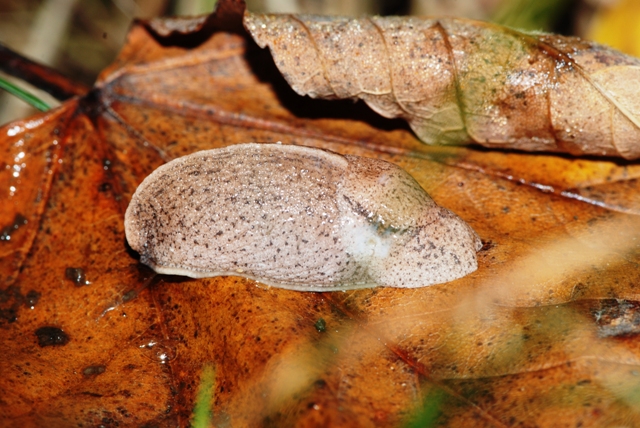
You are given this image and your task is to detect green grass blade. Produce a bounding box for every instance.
[404,389,446,428]
[492,0,572,31]
[192,364,216,428]
[0,77,50,111]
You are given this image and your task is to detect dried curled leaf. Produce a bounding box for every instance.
[245,14,640,159]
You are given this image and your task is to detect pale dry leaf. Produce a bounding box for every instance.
[245,14,640,159]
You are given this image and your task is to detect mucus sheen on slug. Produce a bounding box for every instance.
[124,143,482,291]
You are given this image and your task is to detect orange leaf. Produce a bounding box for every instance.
[1,1,640,426]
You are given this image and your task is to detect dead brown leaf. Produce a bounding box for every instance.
[246,13,640,159]
[1,1,640,426]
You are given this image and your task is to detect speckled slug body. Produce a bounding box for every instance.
[124,143,482,291]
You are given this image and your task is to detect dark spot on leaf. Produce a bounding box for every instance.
[0,286,41,324]
[65,267,88,286]
[35,326,70,347]
[122,289,138,302]
[314,318,327,332]
[83,365,106,377]
[0,213,28,242]
[25,290,41,307]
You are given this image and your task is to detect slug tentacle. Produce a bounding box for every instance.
[124,143,481,290]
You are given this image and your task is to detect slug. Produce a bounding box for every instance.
[124,143,482,291]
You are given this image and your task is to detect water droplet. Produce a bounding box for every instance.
[7,125,22,137]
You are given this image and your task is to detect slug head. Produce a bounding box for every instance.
[372,206,482,287]
[340,155,481,288]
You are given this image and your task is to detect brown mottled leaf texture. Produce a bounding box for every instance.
[1,1,640,426]
[245,14,640,159]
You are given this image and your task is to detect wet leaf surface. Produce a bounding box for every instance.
[1,1,640,426]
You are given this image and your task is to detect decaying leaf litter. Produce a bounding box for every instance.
[246,13,640,159]
[1,0,640,426]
